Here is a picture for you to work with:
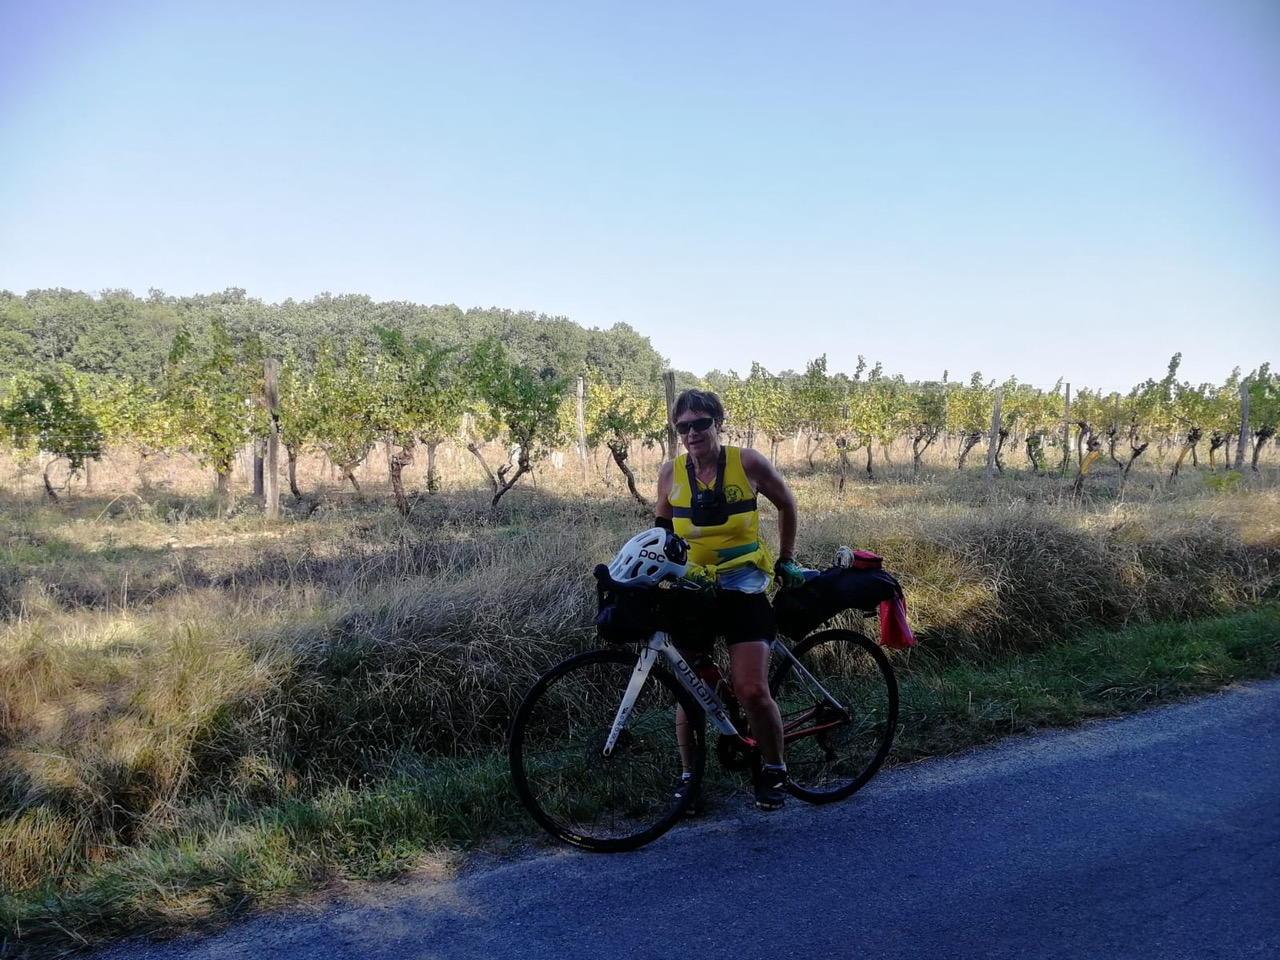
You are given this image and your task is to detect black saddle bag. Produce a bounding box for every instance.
[774,567,904,640]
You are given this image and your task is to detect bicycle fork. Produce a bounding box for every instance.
[601,646,661,757]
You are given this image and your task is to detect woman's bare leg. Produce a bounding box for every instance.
[728,640,784,766]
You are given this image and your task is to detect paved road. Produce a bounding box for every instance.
[96,680,1280,960]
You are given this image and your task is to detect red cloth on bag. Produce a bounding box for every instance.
[836,548,917,648]
[878,594,917,649]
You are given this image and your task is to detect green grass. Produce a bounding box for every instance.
[891,605,1280,761]
[1,754,525,956]
[4,607,1278,957]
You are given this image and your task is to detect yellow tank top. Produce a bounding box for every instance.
[669,445,773,578]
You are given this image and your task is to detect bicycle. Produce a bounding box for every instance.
[508,564,899,851]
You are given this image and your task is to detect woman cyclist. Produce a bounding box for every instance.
[656,389,807,811]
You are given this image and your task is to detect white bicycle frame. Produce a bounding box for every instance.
[601,630,849,757]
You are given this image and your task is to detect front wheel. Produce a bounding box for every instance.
[509,648,705,852]
[770,629,898,803]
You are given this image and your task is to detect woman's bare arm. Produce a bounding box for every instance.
[741,448,797,560]
[655,460,674,521]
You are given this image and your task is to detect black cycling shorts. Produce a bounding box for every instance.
[671,589,777,653]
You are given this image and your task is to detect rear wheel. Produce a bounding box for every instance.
[769,628,897,803]
[509,649,704,851]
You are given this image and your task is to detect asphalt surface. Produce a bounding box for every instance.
[94,679,1280,960]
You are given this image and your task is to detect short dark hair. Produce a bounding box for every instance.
[672,388,725,425]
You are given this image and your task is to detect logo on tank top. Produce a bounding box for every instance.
[724,485,745,503]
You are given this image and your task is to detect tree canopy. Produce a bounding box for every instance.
[0,288,668,386]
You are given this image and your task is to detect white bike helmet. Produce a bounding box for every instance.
[607,527,689,585]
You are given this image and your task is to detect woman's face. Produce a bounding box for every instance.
[674,408,719,459]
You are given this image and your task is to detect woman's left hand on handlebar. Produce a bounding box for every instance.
[774,557,807,589]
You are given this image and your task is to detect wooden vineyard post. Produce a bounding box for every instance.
[1235,379,1249,471]
[1059,382,1071,476]
[576,376,588,484]
[663,371,677,461]
[985,390,1002,488]
[264,358,281,520]
[253,441,265,497]
[1110,395,1122,468]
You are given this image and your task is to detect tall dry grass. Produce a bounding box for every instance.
[1,441,1278,932]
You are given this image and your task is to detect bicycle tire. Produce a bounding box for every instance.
[509,648,705,852]
[769,628,898,804]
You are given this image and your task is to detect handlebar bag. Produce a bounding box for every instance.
[595,585,658,644]
[595,583,716,646]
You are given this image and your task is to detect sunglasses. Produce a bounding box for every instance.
[675,416,715,435]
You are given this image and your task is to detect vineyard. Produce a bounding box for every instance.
[2,290,1278,513]
[6,349,1280,518]
[2,291,1279,951]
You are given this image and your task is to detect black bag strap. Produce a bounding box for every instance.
[685,446,727,497]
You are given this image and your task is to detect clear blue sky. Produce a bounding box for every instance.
[2,0,1277,392]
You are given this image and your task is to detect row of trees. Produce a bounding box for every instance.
[702,354,1279,487]
[0,315,679,512]
[3,317,1277,513]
